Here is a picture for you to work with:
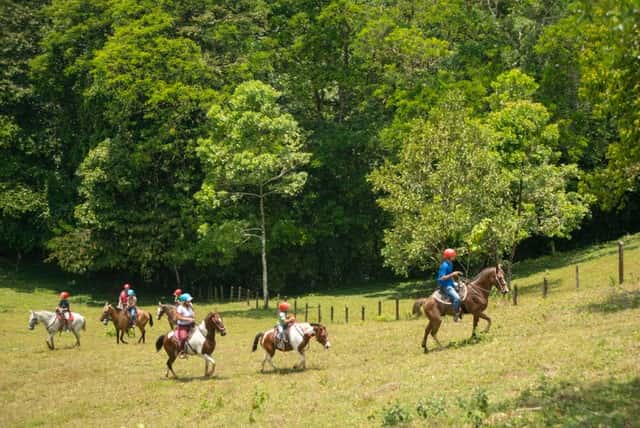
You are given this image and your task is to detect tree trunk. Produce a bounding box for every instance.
[259,191,269,309]
[173,265,181,287]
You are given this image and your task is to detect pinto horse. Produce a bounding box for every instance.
[100,303,153,344]
[419,265,509,353]
[157,302,178,329]
[155,312,227,378]
[252,322,331,372]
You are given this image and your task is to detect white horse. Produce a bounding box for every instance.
[252,322,331,372]
[28,310,86,350]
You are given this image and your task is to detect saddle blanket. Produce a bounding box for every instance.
[432,283,468,305]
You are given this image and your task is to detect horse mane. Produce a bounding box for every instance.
[470,266,497,282]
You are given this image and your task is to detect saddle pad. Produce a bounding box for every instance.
[432,283,468,305]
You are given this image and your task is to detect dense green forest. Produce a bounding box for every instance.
[1,0,638,302]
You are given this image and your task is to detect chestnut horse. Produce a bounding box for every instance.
[100,303,153,344]
[155,312,227,378]
[252,322,331,372]
[157,302,178,329]
[419,265,509,353]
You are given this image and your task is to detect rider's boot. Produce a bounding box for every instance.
[453,308,460,323]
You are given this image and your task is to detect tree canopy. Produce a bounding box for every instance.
[0,0,637,290]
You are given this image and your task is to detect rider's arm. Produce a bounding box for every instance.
[175,311,195,323]
[440,271,462,281]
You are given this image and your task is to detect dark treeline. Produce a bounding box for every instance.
[1,0,638,298]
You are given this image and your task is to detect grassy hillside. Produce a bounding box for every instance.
[0,235,639,427]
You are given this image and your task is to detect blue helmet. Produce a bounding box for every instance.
[127,289,135,296]
[179,293,193,303]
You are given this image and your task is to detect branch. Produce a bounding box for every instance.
[243,233,262,240]
[233,191,261,199]
[262,167,291,187]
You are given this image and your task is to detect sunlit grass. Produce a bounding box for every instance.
[0,234,639,427]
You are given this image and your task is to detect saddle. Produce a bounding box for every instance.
[432,283,469,305]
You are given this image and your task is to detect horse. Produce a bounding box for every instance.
[155,312,227,378]
[419,265,509,353]
[100,303,153,344]
[157,302,178,329]
[252,322,331,372]
[28,310,86,350]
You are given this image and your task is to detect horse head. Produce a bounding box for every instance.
[100,302,112,325]
[157,302,165,320]
[494,264,509,294]
[28,310,37,330]
[205,312,227,336]
[310,323,331,349]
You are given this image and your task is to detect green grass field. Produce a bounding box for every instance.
[1,235,639,427]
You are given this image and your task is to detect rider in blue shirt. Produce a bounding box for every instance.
[438,248,463,322]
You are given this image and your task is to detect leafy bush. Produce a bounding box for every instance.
[458,387,489,427]
[416,395,446,419]
[381,401,412,427]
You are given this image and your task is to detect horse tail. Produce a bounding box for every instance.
[155,335,165,352]
[252,332,264,352]
[82,318,86,331]
[412,298,425,317]
[148,312,154,327]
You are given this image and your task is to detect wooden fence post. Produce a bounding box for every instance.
[238,287,242,302]
[318,304,322,323]
[618,241,624,284]
[330,306,334,322]
[361,306,365,321]
[543,276,548,298]
[304,303,308,322]
[378,300,382,317]
[345,305,349,323]
[255,292,259,309]
[230,286,234,302]
[395,298,400,320]
[219,285,224,301]
[246,289,250,306]
[512,285,518,306]
[575,265,580,290]
[208,286,212,301]
[294,299,297,317]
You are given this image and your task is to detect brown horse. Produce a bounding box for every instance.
[100,303,153,344]
[157,302,178,329]
[252,322,331,372]
[155,312,227,378]
[420,265,509,353]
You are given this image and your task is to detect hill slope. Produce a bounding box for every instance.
[0,235,639,427]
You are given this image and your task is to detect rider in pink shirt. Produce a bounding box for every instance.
[118,283,130,310]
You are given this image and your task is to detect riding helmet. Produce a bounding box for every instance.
[179,293,193,303]
[60,291,70,299]
[173,288,183,296]
[443,248,457,259]
[123,283,131,289]
[278,302,290,312]
[127,289,136,296]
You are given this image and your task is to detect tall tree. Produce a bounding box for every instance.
[197,80,310,307]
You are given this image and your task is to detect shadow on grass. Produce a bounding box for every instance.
[578,288,640,314]
[493,376,640,427]
[257,366,324,376]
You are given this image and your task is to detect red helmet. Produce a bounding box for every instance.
[278,302,290,312]
[123,283,131,289]
[173,288,183,297]
[60,291,70,299]
[443,248,457,259]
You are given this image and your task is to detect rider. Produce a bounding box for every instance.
[175,293,195,356]
[126,289,138,326]
[57,291,72,331]
[276,302,295,348]
[117,283,131,310]
[173,288,183,305]
[438,248,463,322]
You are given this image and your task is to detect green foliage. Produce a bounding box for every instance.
[416,395,446,419]
[458,387,489,427]
[380,401,412,427]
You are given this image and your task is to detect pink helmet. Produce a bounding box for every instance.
[123,283,131,290]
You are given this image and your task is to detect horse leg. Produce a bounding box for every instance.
[203,354,216,377]
[294,351,306,370]
[120,326,128,344]
[471,314,479,338]
[72,329,81,347]
[421,321,432,353]
[478,312,492,333]
[262,350,277,372]
[430,318,443,349]
[47,332,54,350]
[138,325,145,344]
